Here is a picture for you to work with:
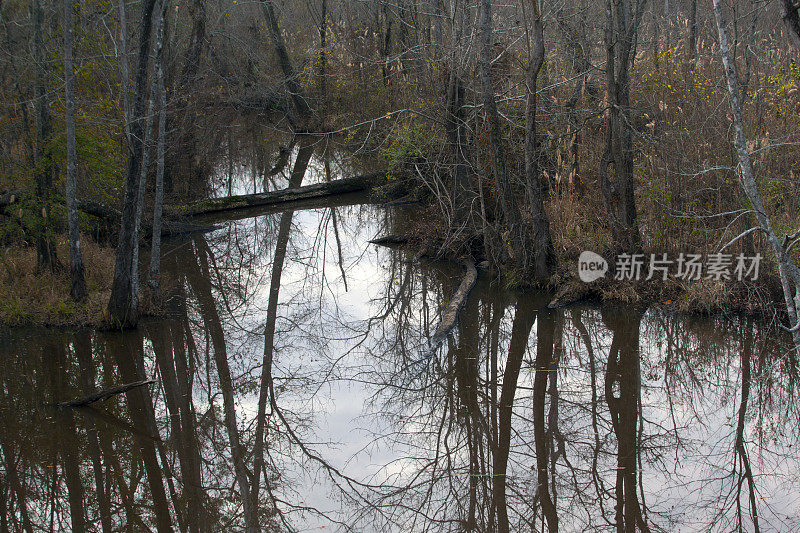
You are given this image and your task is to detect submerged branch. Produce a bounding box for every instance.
[428,259,478,351]
[56,379,156,408]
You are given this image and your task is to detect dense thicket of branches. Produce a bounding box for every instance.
[1,0,800,326]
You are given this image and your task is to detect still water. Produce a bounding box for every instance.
[1,148,799,532]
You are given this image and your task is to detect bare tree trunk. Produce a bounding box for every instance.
[687,0,698,59]
[601,0,646,251]
[479,0,525,265]
[149,0,169,298]
[63,0,87,301]
[133,0,167,299]
[107,0,159,327]
[380,3,392,86]
[318,0,327,103]
[445,0,471,233]
[524,0,554,281]
[712,0,800,356]
[118,0,132,143]
[33,0,59,272]
[261,0,312,122]
[780,0,800,53]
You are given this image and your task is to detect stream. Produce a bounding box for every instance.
[1,148,799,532]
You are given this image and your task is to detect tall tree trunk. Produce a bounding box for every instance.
[33,0,59,272]
[148,37,167,297]
[261,1,312,122]
[174,0,205,195]
[524,0,555,281]
[318,0,327,103]
[601,0,645,251]
[442,0,472,236]
[118,0,132,143]
[107,0,159,327]
[478,0,524,264]
[380,3,392,86]
[63,0,87,300]
[687,0,698,59]
[780,0,800,53]
[133,0,167,302]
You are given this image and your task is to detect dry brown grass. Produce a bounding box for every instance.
[0,236,115,326]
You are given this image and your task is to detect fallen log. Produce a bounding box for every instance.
[56,379,156,408]
[1,193,216,236]
[169,173,384,217]
[78,200,218,236]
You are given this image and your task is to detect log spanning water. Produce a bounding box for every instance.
[169,173,384,217]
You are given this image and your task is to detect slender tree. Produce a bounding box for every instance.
[107,0,159,327]
[600,0,647,250]
[32,0,59,271]
[63,0,87,301]
[261,0,312,123]
[479,0,524,264]
[712,0,800,357]
[524,0,554,281]
[148,33,167,297]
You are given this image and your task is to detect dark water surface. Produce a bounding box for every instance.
[2,153,799,532]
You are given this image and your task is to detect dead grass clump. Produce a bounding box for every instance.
[675,279,733,315]
[0,236,115,326]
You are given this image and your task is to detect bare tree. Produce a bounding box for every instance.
[524,0,554,281]
[63,0,87,300]
[148,32,167,298]
[32,0,59,271]
[712,0,800,357]
[108,0,160,327]
[601,0,647,250]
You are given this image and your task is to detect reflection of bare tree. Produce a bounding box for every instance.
[253,136,313,512]
[733,319,759,532]
[494,298,536,533]
[182,237,261,531]
[534,308,559,532]
[46,336,87,533]
[73,331,113,533]
[104,332,174,532]
[601,308,651,533]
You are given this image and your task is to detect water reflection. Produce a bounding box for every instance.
[2,150,800,532]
